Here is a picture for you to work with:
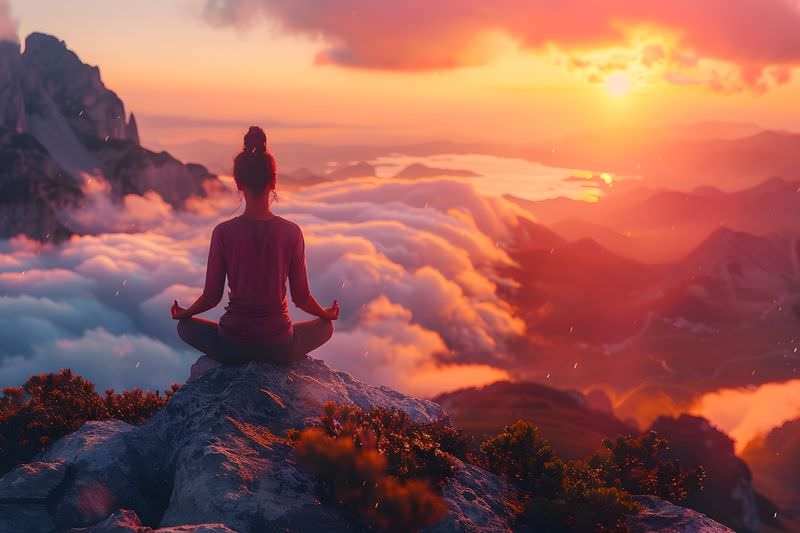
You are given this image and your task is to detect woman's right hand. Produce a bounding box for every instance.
[322,300,340,321]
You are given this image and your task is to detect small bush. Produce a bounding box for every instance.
[294,427,448,533]
[589,432,705,504]
[314,402,465,487]
[481,420,638,532]
[0,369,178,475]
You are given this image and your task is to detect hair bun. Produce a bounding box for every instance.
[243,126,267,154]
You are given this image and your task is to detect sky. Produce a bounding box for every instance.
[6,0,800,146]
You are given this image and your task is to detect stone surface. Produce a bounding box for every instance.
[628,496,735,532]
[0,459,68,500]
[0,356,732,532]
[0,357,513,532]
[71,508,237,533]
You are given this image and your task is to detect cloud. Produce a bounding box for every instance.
[0,0,17,43]
[318,296,509,397]
[0,173,528,395]
[0,328,194,392]
[203,0,800,86]
[690,379,800,452]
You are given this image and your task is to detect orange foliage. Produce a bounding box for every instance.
[0,369,178,475]
[294,427,448,532]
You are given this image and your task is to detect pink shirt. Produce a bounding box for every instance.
[202,215,311,345]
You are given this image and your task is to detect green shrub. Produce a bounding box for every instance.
[0,369,177,475]
[294,427,448,532]
[589,431,705,504]
[481,420,638,532]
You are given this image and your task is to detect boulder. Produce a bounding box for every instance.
[628,496,734,532]
[0,357,516,532]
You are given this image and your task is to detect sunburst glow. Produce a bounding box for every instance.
[605,72,631,96]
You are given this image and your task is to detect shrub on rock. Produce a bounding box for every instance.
[314,401,466,487]
[480,420,638,532]
[0,369,177,475]
[294,427,448,532]
[589,431,705,504]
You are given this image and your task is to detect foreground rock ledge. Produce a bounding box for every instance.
[0,357,732,532]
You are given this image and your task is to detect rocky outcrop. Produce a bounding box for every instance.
[0,32,217,241]
[20,33,137,145]
[628,496,734,532]
[0,129,83,242]
[0,357,519,532]
[0,357,736,532]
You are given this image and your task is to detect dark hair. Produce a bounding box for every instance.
[233,126,277,194]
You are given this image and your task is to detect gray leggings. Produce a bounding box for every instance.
[177,317,298,365]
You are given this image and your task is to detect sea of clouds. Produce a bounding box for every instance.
[0,174,531,396]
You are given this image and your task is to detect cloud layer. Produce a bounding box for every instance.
[691,379,800,452]
[203,0,800,90]
[0,174,528,396]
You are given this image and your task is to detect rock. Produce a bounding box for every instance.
[628,495,734,532]
[0,459,68,500]
[126,113,140,146]
[0,40,26,133]
[427,460,522,533]
[0,357,517,532]
[71,508,237,532]
[21,33,134,144]
[0,460,68,533]
[0,503,57,533]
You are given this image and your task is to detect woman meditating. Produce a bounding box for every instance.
[171,126,338,364]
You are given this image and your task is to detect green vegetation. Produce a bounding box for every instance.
[481,420,638,532]
[590,431,705,504]
[0,369,178,475]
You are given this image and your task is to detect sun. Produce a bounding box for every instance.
[605,72,631,96]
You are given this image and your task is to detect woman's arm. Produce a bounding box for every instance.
[297,296,339,321]
[171,227,226,320]
[289,227,338,321]
[171,295,219,320]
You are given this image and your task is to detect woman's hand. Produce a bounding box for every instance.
[322,300,340,321]
[171,300,190,320]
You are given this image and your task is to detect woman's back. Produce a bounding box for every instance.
[205,215,310,345]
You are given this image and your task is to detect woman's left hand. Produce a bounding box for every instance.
[171,300,189,320]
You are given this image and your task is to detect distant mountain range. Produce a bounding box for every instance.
[0,33,217,241]
[508,175,800,263]
[498,216,800,429]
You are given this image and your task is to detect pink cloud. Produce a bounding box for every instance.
[204,0,800,77]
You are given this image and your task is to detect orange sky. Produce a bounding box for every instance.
[8,0,800,146]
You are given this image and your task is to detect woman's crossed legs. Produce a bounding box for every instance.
[177,317,334,365]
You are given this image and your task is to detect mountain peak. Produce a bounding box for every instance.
[24,32,67,52]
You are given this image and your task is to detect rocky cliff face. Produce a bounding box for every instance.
[19,33,138,145]
[0,356,734,532]
[0,33,217,241]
